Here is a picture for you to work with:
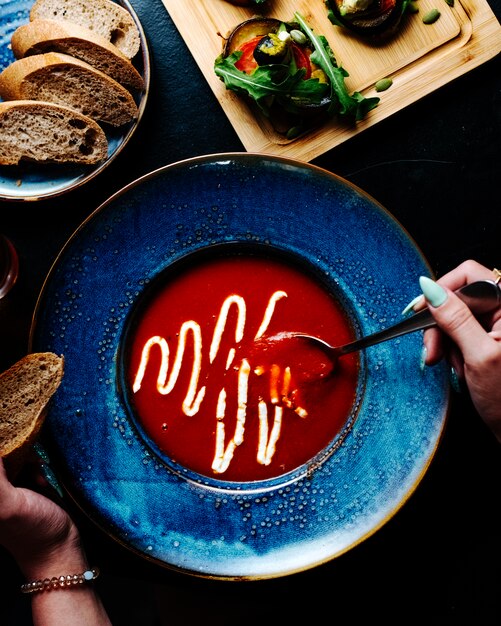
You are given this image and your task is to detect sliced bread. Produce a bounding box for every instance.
[0,352,64,475]
[30,0,141,59]
[0,52,138,127]
[11,18,144,91]
[0,100,108,165]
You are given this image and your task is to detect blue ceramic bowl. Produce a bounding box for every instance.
[30,153,449,579]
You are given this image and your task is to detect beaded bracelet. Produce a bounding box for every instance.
[20,567,100,594]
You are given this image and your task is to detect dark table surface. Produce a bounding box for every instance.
[1,1,501,623]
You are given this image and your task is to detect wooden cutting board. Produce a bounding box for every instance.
[161,0,500,161]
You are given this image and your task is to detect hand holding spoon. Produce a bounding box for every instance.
[267,280,501,372]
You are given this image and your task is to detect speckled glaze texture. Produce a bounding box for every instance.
[30,154,449,579]
[0,0,150,201]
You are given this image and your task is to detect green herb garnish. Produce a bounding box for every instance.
[293,12,379,120]
[214,12,379,129]
[214,52,329,118]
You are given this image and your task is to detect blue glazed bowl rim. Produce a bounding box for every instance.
[30,152,450,579]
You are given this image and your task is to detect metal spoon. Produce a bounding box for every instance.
[276,280,501,365]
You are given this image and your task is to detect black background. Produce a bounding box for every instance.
[1,0,500,623]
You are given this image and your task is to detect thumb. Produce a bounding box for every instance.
[419,276,491,361]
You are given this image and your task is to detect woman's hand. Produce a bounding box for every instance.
[0,457,112,625]
[0,457,80,578]
[418,260,501,441]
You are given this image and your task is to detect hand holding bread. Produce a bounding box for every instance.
[0,352,64,475]
[0,349,113,623]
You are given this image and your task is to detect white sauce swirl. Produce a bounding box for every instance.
[133,290,307,474]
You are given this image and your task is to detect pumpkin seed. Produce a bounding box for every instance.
[375,78,393,92]
[444,0,454,6]
[422,8,441,23]
[290,29,308,44]
[286,126,303,139]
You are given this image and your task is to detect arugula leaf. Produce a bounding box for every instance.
[214,52,329,117]
[326,5,346,28]
[293,12,379,119]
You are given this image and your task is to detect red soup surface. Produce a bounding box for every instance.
[126,254,360,482]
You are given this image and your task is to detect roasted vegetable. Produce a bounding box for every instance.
[253,33,289,65]
[325,0,410,38]
[215,12,379,138]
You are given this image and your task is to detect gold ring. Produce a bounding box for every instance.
[493,268,501,285]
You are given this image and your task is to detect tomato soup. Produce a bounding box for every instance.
[124,252,360,482]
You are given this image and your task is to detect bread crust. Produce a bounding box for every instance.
[30,0,141,59]
[0,353,64,476]
[0,100,109,165]
[11,18,144,91]
[0,52,138,126]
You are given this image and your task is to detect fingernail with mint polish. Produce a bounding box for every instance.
[33,442,64,498]
[33,442,50,463]
[401,294,425,315]
[449,367,462,393]
[419,276,447,307]
[420,345,427,371]
[40,462,64,498]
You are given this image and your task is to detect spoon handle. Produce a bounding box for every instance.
[336,280,501,356]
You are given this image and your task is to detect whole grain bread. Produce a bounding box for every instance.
[0,353,64,475]
[0,52,138,126]
[30,0,141,59]
[0,100,108,165]
[11,18,144,91]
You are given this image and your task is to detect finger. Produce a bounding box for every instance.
[422,326,445,364]
[0,458,19,518]
[423,328,465,382]
[436,259,495,291]
[0,458,13,491]
[449,345,465,381]
[0,458,8,490]
[401,260,495,315]
[419,276,495,362]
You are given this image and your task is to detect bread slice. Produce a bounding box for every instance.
[0,353,64,475]
[30,0,141,59]
[0,100,108,165]
[11,19,144,91]
[0,52,138,127]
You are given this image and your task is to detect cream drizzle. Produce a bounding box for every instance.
[254,290,287,339]
[211,359,250,474]
[209,294,245,363]
[133,290,308,474]
[257,401,283,466]
[132,321,205,416]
